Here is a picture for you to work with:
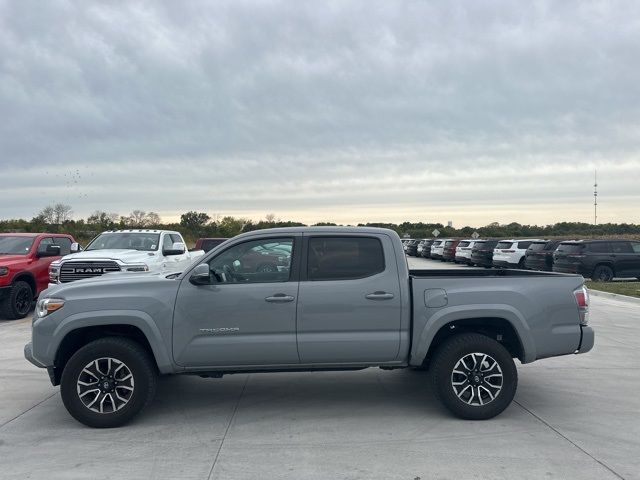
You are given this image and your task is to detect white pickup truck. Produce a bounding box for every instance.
[48,229,203,286]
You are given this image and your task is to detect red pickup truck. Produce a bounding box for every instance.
[0,233,75,319]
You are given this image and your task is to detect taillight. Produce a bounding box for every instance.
[574,286,589,325]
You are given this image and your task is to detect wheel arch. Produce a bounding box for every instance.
[11,272,36,294]
[47,311,176,384]
[410,305,535,367]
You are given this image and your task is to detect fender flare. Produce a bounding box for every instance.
[49,309,175,374]
[410,304,537,365]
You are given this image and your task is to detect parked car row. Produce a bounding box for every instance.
[0,229,230,320]
[403,237,640,282]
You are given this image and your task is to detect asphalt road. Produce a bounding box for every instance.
[0,258,638,479]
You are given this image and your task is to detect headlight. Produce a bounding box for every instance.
[49,265,60,283]
[36,298,65,318]
[125,264,149,272]
[0,266,8,276]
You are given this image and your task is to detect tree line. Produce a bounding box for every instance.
[1,204,639,246]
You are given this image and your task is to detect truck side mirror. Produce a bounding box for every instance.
[39,244,61,257]
[163,242,186,256]
[189,263,211,285]
[70,242,82,253]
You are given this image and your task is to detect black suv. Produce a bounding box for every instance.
[524,239,564,271]
[470,239,500,268]
[553,240,640,281]
[420,239,435,258]
[405,239,420,256]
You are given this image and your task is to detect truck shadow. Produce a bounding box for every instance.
[142,368,448,422]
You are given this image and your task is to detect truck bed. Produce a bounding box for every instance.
[409,268,572,278]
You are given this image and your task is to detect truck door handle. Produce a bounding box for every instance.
[365,291,395,300]
[265,294,295,303]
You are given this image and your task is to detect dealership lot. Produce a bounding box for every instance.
[0,258,638,479]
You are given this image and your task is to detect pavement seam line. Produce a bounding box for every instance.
[0,392,57,430]
[206,375,249,480]
[514,400,626,480]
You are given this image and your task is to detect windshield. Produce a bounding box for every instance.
[0,236,35,255]
[85,232,161,252]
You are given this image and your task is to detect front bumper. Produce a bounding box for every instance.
[0,285,11,301]
[24,341,45,368]
[577,326,595,354]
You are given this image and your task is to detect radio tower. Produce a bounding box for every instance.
[593,170,598,226]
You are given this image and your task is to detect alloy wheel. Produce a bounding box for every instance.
[451,352,503,406]
[76,357,135,414]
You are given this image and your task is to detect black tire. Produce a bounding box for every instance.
[591,264,614,282]
[517,258,526,269]
[60,337,157,428]
[431,333,518,420]
[0,280,33,320]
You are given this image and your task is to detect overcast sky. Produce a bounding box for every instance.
[1,0,639,227]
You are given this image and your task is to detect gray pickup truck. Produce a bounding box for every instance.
[25,227,594,428]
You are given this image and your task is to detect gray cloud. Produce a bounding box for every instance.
[1,0,639,226]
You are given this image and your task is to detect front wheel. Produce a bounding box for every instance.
[431,333,517,420]
[60,337,157,428]
[0,280,33,320]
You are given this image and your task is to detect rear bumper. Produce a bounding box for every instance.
[525,258,548,270]
[493,260,519,268]
[577,326,595,354]
[471,256,492,266]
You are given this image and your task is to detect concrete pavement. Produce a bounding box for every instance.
[0,258,638,479]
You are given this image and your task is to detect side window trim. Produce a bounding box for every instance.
[304,235,386,282]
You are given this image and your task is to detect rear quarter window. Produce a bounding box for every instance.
[308,237,385,281]
[611,242,633,254]
[631,242,640,254]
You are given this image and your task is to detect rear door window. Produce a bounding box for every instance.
[611,242,633,254]
[557,243,585,254]
[631,242,640,254]
[308,237,385,281]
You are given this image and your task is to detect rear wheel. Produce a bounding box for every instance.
[431,333,517,420]
[0,281,33,320]
[60,337,157,428]
[517,258,526,269]
[592,265,614,282]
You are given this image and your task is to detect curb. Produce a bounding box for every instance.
[589,289,640,305]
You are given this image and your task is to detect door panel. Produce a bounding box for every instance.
[297,234,402,364]
[172,235,300,367]
[173,281,299,366]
